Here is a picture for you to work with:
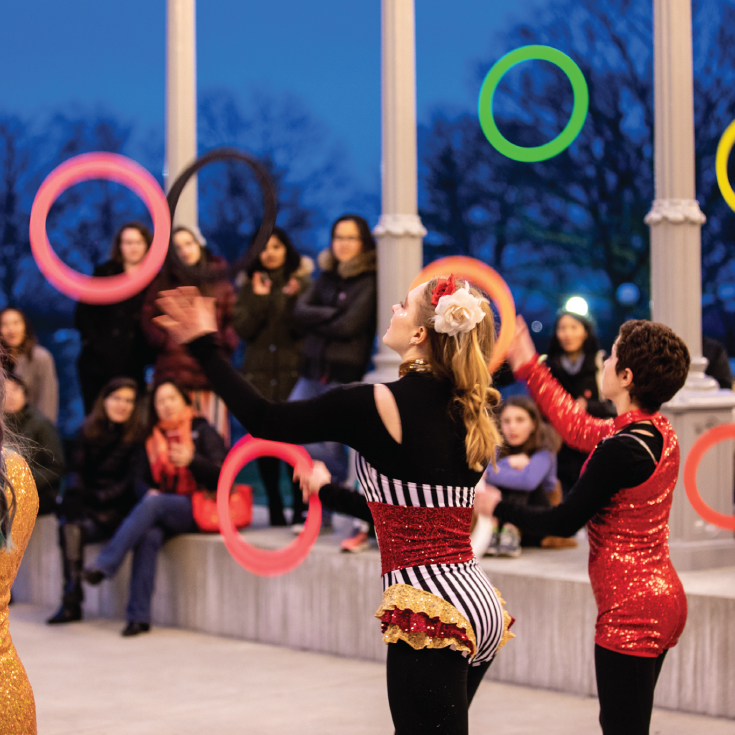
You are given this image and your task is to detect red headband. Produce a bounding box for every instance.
[431,274,457,307]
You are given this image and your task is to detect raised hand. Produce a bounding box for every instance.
[252,271,272,296]
[154,287,218,345]
[506,315,538,372]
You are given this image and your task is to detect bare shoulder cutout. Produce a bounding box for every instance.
[631,429,654,437]
[374,384,402,444]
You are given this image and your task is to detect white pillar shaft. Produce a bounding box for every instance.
[370,0,425,381]
[646,0,705,365]
[166,0,198,229]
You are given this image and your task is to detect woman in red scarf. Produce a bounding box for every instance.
[85,380,226,636]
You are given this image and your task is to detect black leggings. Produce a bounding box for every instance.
[595,644,668,735]
[386,640,493,735]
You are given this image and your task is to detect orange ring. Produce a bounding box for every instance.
[410,256,515,374]
[683,424,735,531]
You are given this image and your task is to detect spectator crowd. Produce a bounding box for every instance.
[2,215,732,635]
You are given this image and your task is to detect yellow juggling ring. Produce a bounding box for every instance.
[716,119,735,213]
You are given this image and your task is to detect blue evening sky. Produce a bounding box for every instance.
[0,0,544,185]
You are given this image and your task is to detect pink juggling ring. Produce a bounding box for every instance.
[217,436,321,576]
[29,152,170,304]
[683,424,735,531]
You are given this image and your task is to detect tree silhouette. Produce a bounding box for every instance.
[418,0,735,351]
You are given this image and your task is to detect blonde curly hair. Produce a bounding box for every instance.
[414,277,502,470]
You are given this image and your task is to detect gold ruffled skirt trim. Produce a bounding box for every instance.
[375,584,516,658]
[375,584,477,657]
[494,587,515,650]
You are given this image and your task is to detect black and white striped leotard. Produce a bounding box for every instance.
[188,333,508,664]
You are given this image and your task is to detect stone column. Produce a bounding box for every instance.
[645,0,735,569]
[165,0,198,229]
[369,0,426,382]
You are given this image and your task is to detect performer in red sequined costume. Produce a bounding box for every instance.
[479,317,690,735]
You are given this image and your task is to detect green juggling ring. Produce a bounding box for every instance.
[478,45,589,163]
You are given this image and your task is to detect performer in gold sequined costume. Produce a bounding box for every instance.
[0,450,39,735]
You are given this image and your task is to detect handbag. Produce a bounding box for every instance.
[192,484,253,532]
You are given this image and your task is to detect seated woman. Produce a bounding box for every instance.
[4,372,65,516]
[48,377,144,624]
[0,307,59,424]
[479,395,560,558]
[84,380,226,637]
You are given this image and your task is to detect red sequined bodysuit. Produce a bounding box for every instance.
[508,358,687,657]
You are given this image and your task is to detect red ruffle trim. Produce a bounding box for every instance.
[380,607,475,652]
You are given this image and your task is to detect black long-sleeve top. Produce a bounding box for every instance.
[495,422,662,537]
[187,333,483,491]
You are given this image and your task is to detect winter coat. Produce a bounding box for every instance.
[233,258,313,401]
[61,425,144,526]
[293,249,377,384]
[74,260,152,410]
[10,345,59,424]
[5,403,65,515]
[141,251,238,390]
[137,417,227,496]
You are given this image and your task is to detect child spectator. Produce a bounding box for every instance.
[0,307,59,424]
[47,377,144,624]
[480,396,560,558]
[83,380,226,637]
[3,373,64,516]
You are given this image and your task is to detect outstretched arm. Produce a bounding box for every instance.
[508,316,612,454]
[155,288,376,448]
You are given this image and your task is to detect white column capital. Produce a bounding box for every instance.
[373,213,427,238]
[644,198,706,226]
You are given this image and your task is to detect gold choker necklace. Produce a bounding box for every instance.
[399,359,432,377]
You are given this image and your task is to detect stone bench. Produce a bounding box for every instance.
[12,514,735,718]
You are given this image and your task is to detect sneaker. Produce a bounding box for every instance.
[341,531,370,553]
[497,526,522,558]
[485,527,501,557]
[291,522,305,535]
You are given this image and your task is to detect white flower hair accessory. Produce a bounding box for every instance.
[431,275,486,337]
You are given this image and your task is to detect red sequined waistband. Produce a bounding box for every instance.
[368,502,475,575]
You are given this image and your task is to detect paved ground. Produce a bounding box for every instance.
[9,604,735,735]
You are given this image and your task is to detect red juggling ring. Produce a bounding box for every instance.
[217,436,321,576]
[410,256,516,375]
[29,152,170,305]
[683,424,735,531]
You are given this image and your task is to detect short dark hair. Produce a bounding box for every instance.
[110,222,153,264]
[243,226,302,279]
[329,214,376,255]
[615,320,690,411]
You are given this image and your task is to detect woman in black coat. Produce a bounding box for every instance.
[546,312,615,497]
[233,227,313,525]
[75,222,153,413]
[287,215,377,527]
[48,377,145,624]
